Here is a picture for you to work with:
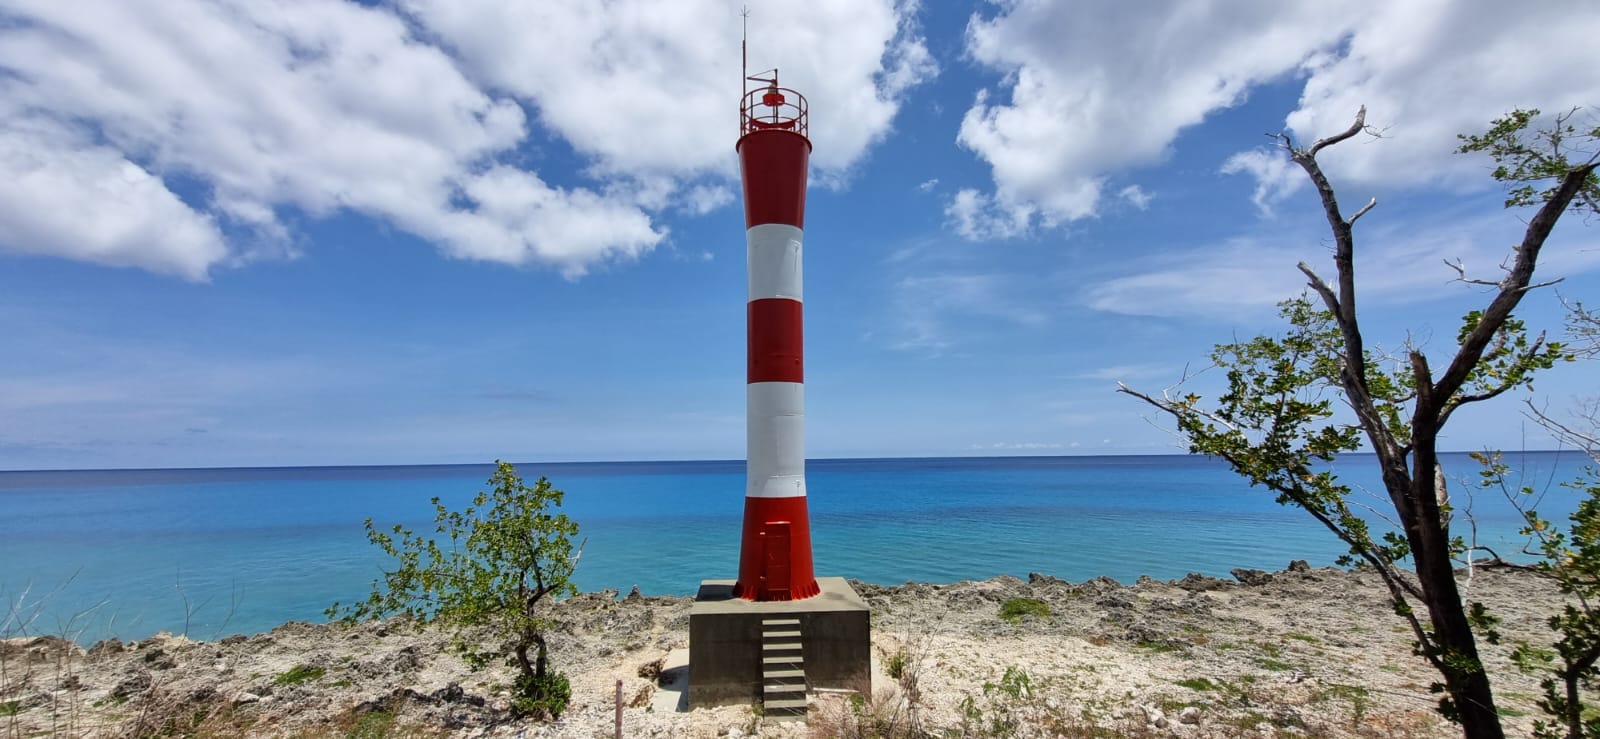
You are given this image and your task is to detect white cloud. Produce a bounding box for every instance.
[1279,3,1600,190]
[918,178,940,193]
[969,441,1064,451]
[945,188,1032,240]
[0,0,930,278]
[1084,212,1600,320]
[1118,184,1153,210]
[0,117,226,280]
[954,0,1600,236]
[402,0,935,180]
[955,1,1354,237]
[890,272,1045,351]
[1220,148,1304,216]
[682,185,735,216]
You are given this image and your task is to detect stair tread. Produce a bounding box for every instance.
[765,684,806,695]
[762,641,803,651]
[762,618,801,626]
[763,630,802,639]
[763,669,805,679]
[764,698,808,710]
[762,656,805,665]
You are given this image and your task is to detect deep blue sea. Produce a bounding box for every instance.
[1,452,1589,644]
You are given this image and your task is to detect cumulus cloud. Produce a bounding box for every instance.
[945,188,1032,240]
[0,117,227,280]
[1279,3,1600,190]
[954,1,1353,237]
[402,0,936,180]
[0,0,930,278]
[954,0,1600,236]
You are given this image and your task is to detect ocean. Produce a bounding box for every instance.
[0,452,1588,644]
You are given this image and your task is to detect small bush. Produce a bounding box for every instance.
[0,700,22,717]
[1176,677,1218,691]
[884,647,909,681]
[998,597,1050,623]
[273,664,326,686]
[513,671,571,719]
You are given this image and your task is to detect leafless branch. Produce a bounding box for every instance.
[1347,197,1377,225]
[1307,105,1369,157]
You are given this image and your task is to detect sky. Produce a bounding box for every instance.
[2,0,1599,470]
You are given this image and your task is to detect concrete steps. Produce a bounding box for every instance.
[760,617,807,720]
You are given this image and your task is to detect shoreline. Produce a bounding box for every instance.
[0,565,1568,737]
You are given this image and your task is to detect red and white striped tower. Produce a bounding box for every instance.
[732,70,819,601]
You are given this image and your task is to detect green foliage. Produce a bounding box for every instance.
[327,461,581,719]
[1479,452,1600,739]
[1175,677,1218,691]
[0,700,21,717]
[958,666,1034,737]
[884,647,909,681]
[272,664,325,686]
[1457,108,1600,212]
[998,597,1050,623]
[344,710,396,739]
[512,671,570,719]
[1126,108,1600,736]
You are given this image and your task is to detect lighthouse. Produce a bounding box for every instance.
[734,71,819,602]
[686,60,869,714]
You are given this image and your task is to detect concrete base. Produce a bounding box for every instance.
[689,576,872,708]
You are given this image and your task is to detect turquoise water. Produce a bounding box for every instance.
[0,453,1588,644]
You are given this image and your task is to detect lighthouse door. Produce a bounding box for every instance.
[762,521,792,599]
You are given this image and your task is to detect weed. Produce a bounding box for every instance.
[0,701,22,717]
[884,647,909,681]
[1314,683,1372,724]
[274,665,327,686]
[346,710,397,739]
[1285,632,1320,644]
[1175,677,1218,692]
[1135,640,1179,654]
[998,597,1050,623]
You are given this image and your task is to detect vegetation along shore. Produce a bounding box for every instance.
[0,563,1571,738]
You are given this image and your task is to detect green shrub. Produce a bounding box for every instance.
[513,671,571,719]
[998,597,1050,623]
[273,665,325,686]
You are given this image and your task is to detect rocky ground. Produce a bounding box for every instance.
[0,564,1575,738]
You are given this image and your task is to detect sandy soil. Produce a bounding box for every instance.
[0,564,1574,737]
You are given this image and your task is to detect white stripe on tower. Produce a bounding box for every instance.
[747,222,805,499]
[747,224,803,301]
[746,382,805,498]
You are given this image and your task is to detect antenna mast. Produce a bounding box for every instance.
[741,6,749,102]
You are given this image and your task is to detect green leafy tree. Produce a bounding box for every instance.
[1121,107,1598,739]
[327,461,583,718]
[1488,300,1600,739]
[1475,449,1600,739]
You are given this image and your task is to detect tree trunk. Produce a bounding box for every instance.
[1564,661,1583,739]
[533,631,548,681]
[514,639,535,682]
[1410,435,1504,739]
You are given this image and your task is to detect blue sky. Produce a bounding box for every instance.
[2,0,1599,469]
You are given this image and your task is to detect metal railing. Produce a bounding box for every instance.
[740,85,808,139]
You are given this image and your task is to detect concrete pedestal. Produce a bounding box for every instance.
[689,576,871,707]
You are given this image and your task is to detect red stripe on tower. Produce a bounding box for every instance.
[733,75,819,601]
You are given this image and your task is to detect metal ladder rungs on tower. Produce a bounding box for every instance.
[760,617,808,720]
